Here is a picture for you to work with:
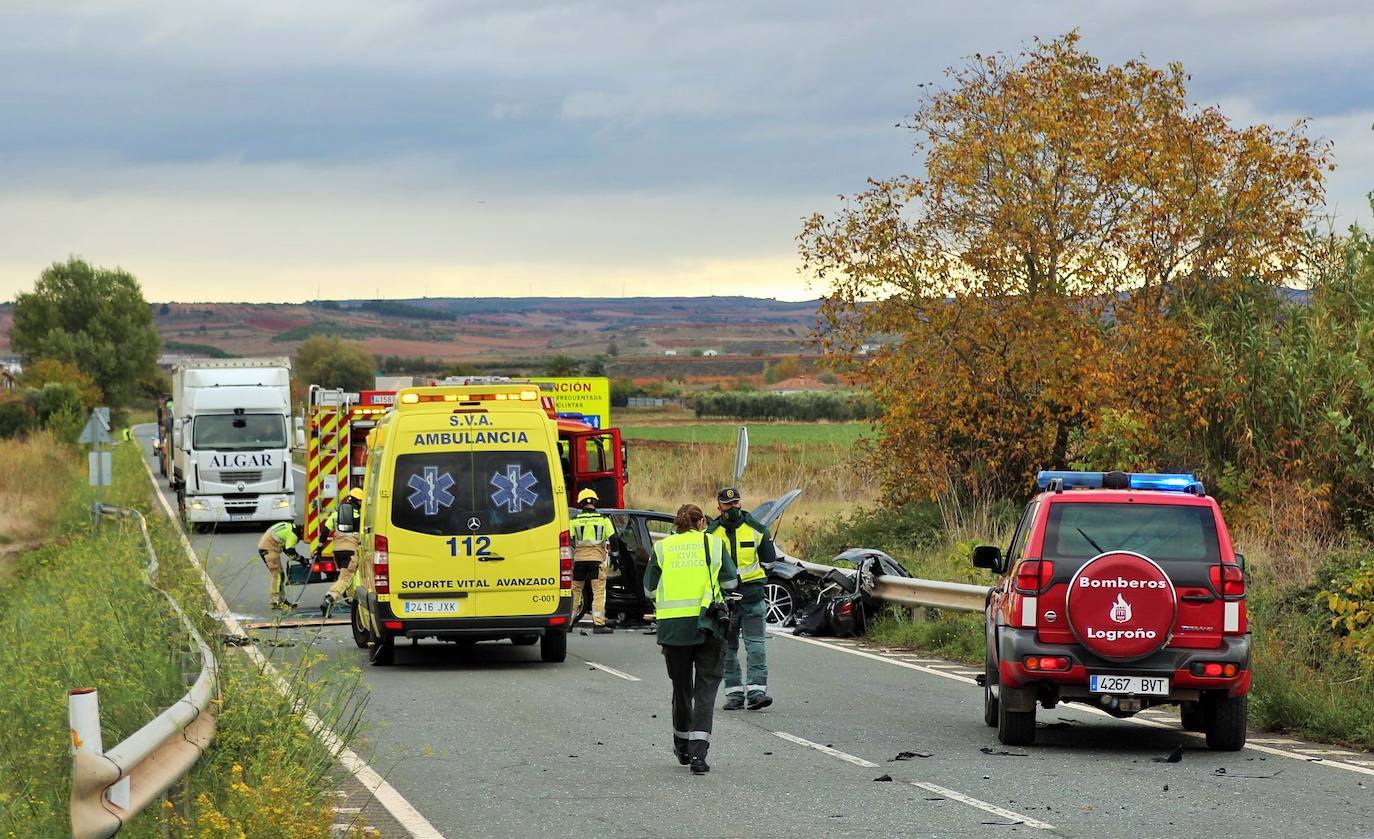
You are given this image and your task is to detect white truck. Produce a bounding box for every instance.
[171,358,297,527]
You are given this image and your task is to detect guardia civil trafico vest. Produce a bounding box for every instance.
[652,531,724,620]
[722,521,765,583]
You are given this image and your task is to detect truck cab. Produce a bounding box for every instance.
[172,358,296,527]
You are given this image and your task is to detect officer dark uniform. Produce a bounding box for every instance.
[643,503,738,774]
[708,486,778,711]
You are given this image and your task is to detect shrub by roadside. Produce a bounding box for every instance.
[0,439,370,837]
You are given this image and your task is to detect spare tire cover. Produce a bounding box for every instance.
[1066,551,1176,662]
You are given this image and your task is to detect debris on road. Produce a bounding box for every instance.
[891,750,933,761]
[1215,767,1285,779]
[1152,746,1184,763]
[873,774,893,782]
[980,747,1027,757]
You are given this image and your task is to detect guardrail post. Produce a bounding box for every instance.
[69,688,124,839]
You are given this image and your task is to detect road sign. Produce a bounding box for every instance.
[526,377,612,429]
[78,409,112,445]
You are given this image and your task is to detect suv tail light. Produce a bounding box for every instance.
[373,534,390,595]
[1014,559,1055,594]
[1191,662,1240,678]
[559,530,573,590]
[1209,564,1245,598]
[1023,655,1071,671]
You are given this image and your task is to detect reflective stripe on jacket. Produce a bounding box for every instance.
[651,531,725,620]
[722,521,765,582]
[260,520,298,551]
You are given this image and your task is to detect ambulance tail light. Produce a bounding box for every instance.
[373,534,390,595]
[1209,563,1245,598]
[1014,559,1054,594]
[560,530,573,590]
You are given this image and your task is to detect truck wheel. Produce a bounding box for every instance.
[983,652,999,728]
[350,603,370,649]
[540,630,567,663]
[1205,695,1247,751]
[997,685,1036,746]
[1180,700,1209,732]
[369,634,395,666]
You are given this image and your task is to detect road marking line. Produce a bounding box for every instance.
[911,781,1055,830]
[772,731,879,768]
[768,629,977,686]
[927,663,967,669]
[580,660,641,682]
[142,455,446,839]
[1248,738,1302,744]
[771,627,1374,778]
[1293,748,1358,755]
[333,807,362,814]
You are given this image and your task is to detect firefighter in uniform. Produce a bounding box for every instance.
[320,488,365,615]
[708,486,778,710]
[571,488,614,634]
[257,520,303,611]
[643,503,738,774]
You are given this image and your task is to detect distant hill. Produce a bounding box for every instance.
[144,296,821,366]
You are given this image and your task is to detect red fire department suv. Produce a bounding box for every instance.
[973,471,1250,750]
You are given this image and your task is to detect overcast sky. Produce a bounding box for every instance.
[1,0,1371,303]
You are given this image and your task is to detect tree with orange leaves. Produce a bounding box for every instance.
[799,32,1330,503]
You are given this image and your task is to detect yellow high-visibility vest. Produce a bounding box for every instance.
[652,531,725,620]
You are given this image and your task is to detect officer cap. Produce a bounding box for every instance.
[717,487,741,504]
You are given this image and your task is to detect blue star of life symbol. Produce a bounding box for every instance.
[490,464,539,514]
[406,466,455,516]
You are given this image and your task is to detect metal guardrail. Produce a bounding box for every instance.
[789,556,991,613]
[69,504,219,839]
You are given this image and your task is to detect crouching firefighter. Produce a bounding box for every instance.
[709,486,778,710]
[644,503,738,775]
[571,488,614,634]
[257,521,304,611]
[320,487,365,615]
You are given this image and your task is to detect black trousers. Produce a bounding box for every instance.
[662,637,725,760]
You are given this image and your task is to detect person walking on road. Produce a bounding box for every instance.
[257,520,303,611]
[571,488,615,634]
[708,486,778,711]
[320,488,365,615]
[644,503,738,774]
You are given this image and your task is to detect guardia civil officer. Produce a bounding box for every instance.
[708,486,778,710]
[643,503,738,774]
[571,488,614,633]
[256,520,304,611]
[320,487,365,615]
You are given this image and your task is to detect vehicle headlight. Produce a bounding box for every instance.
[189,500,209,511]
[274,497,291,509]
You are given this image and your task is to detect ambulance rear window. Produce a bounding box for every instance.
[1044,502,1220,564]
[391,451,556,536]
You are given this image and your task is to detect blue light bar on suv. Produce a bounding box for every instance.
[1036,470,1205,494]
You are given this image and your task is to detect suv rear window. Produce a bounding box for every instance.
[1043,502,1220,564]
[391,451,555,536]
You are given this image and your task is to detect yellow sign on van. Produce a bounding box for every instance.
[527,377,611,429]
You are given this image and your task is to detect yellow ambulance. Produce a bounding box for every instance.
[353,384,573,666]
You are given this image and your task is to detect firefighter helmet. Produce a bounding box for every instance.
[347,487,365,503]
[576,488,599,506]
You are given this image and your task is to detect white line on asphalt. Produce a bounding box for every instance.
[912,781,1056,831]
[141,456,447,839]
[771,628,1374,778]
[768,629,978,685]
[1248,738,1302,744]
[772,731,879,768]
[1293,748,1359,755]
[579,660,641,682]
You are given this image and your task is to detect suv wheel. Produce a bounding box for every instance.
[541,629,567,663]
[1205,695,1247,751]
[982,652,999,728]
[997,685,1036,746]
[763,578,798,627]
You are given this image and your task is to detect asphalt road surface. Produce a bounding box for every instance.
[136,429,1374,838]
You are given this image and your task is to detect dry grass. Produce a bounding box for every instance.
[0,433,80,581]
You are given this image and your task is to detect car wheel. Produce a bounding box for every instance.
[369,633,395,666]
[1205,695,1247,751]
[511,635,538,646]
[1180,700,1208,732]
[350,602,369,649]
[540,629,567,663]
[763,578,798,627]
[983,651,999,728]
[997,685,1036,746]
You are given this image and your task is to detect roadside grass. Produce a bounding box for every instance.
[0,439,371,837]
[621,421,869,447]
